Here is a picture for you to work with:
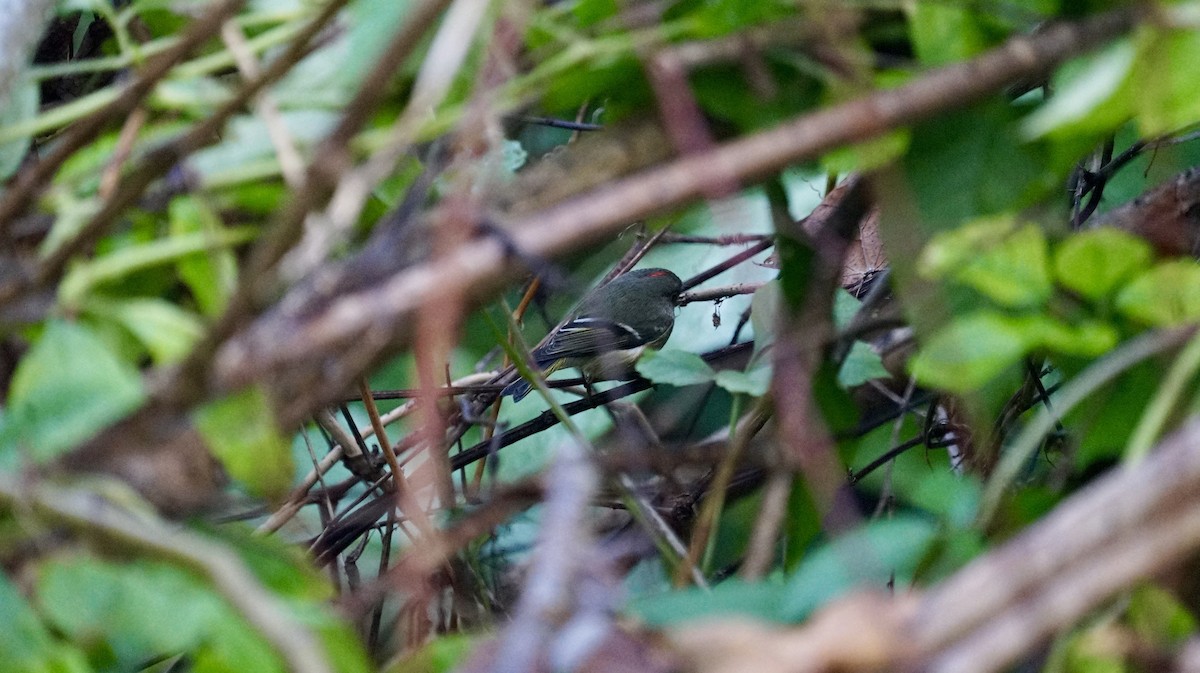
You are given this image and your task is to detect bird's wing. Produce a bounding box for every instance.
[535,317,645,364]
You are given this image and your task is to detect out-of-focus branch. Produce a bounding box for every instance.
[669,418,1200,673]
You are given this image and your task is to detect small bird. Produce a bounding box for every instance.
[504,268,683,401]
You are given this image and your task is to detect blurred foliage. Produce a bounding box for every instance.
[2,0,1200,671]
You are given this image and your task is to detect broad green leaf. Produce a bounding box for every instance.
[1128,585,1197,645]
[1116,261,1200,326]
[1025,316,1118,357]
[0,573,91,673]
[169,196,238,317]
[635,349,715,387]
[38,556,225,657]
[750,280,782,356]
[1134,26,1200,135]
[924,219,1052,308]
[907,3,988,66]
[838,341,889,388]
[921,216,1020,279]
[59,227,255,309]
[907,471,981,530]
[191,620,284,673]
[87,297,204,365]
[192,523,333,601]
[0,77,37,180]
[714,363,772,396]
[778,516,937,621]
[909,312,1034,392]
[823,129,910,174]
[631,579,785,626]
[383,634,477,673]
[1054,228,1152,301]
[902,103,1054,233]
[193,387,293,501]
[4,320,144,461]
[1022,39,1134,140]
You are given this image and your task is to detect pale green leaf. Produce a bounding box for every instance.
[1116,262,1200,326]
[1134,26,1200,135]
[88,297,205,365]
[193,387,293,501]
[714,364,771,396]
[4,320,144,461]
[0,77,37,180]
[838,341,889,388]
[636,349,715,387]
[169,197,238,317]
[778,516,937,621]
[909,312,1033,392]
[1054,228,1153,301]
[1022,40,1135,139]
[59,226,255,308]
[956,223,1052,308]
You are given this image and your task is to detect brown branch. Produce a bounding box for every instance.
[678,282,764,305]
[669,419,1200,673]
[911,417,1200,670]
[746,177,870,580]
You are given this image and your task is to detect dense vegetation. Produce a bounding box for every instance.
[4,1,1200,672]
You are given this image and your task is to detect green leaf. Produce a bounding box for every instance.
[822,129,910,174]
[193,387,293,501]
[1054,228,1153,301]
[1128,585,1197,645]
[192,523,333,601]
[0,77,38,180]
[383,634,477,673]
[195,386,294,501]
[714,363,772,396]
[59,226,255,309]
[38,556,226,657]
[87,297,204,365]
[778,516,937,621]
[635,349,715,387]
[907,3,989,66]
[631,579,785,626]
[0,573,91,673]
[921,215,1020,279]
[4,321,145,462]
[909,311,1034,393]
[1116,261,1200,326]
[923,219,1052,308]
[907,471,981,530]
[902,103,1054,233]
[169,196,238,317]
[1021,39,1134,140]
[1024,316,1118,357]
[750,280,782,356]
[838,341,889,388]
[1134,26,1200,135]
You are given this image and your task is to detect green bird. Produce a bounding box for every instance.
[504,268,683,401]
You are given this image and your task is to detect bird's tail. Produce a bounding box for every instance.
[501,359,563,401]
[501,378,534,401]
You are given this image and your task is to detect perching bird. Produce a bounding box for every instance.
[503,268,683,401]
